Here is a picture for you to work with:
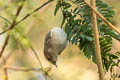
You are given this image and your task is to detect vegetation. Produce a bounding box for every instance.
[0,0,120,80]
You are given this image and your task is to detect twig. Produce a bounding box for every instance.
[0,16,11,35]
[4,68,8,80]
[0,16,11,24]
[0,29,10,35]
[29,45,44,70]
[4,66,42,72]
[0,15,44,71]
[83,0,120,35]
[4,66,51,73]
[0,0,54,36]
[0,50,14,68]
[0,0,24,59]
[16,28,44,70]
[9,1,24,30]
[113,61,120,68]
[70,0,120,35]
[0,2,44,70]
[90,0,105,80]
[0,0,25,35]
[4,66,52,80]
[13,30,44,70]
[16,0,54,25]
[13,29,44,70]
[0,35,10,58]
[0,0,54,79]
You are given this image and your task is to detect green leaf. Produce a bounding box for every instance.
[80,34,86,40]
[73,7,78,13]
[92,53,96,63]
[109,54,119,59]
[71,36,78,45]
[85,36,93,41]
[79,40,85,50]
[64,3,71,9]
[57,0,120,75]
[116,51,120,56]
[84,45,93,59]
[54,1,61,16]
[65,23,71,34]
[67,31,73,40]
[61,17,65,27]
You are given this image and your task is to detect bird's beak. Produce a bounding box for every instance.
[55,64,57,67]
[53,62,57,67]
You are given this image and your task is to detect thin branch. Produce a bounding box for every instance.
[0,50,14,68]
[0,29,10,35]
[0,0,54,36]
[29,45,44,70]
[17,31,44,69]
[13,29,44,71]
[90,0,105,80]
[13,29,44,70]
[70,0,120,35]
[0,0,44,69]
[4,66,52,80]
[0,1,25,59]
[0,35,10,58]
[113,61,120,68]
[0,8,46,70]
[4,66,51,73]
[0,16,12,24]
[0,17,44,70]
[16,0,54,25]
[4,66,42,72]
[9,1,24,30]
[0,16,11,35]
[4,68,8,80]
[83,0,120,35]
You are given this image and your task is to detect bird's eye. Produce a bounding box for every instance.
[48,58,51,61]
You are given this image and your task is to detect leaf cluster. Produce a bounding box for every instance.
[54,0,120,79]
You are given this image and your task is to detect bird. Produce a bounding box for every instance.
[44,27,68,67]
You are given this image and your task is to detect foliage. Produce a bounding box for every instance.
[0,0,120,79]
[0,0,53,80]
[54,0,120,79]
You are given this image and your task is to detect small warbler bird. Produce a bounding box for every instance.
[44,27,68,67]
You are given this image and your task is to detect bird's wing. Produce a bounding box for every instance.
[44,31,51,54]
[44,31,51,44]
[58,41,68,55]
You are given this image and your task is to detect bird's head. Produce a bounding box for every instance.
[44,50,58,67]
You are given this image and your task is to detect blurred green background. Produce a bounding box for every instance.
[0,0,120,80]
